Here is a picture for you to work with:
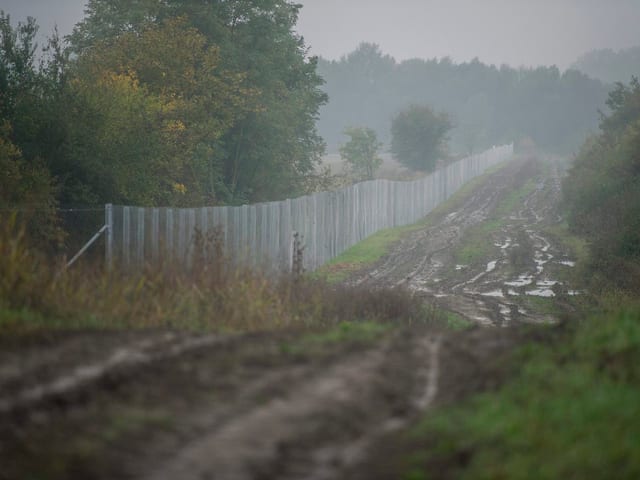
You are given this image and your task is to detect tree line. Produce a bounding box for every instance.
[318,43,610,155]
[571,46,640,85]
[563,77,640,292]
[1,1,327,247]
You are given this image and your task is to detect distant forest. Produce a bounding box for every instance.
[317,43,610,155]
[571,46,640,84]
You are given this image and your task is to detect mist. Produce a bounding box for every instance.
[297,0,640,69]
[1,1,640,70]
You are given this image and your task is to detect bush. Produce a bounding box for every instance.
[563,78,640,292]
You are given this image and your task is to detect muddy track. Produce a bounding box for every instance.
[0,324,523,480]
[347,156,577,327]
[0,155,572,480]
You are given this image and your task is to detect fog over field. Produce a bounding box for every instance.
[2,0,640,69]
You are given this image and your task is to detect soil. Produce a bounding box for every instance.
[347,155,577,327]
[0,155,578,480]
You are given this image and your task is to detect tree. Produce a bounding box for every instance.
[69,0,327,203]
[339,127,382,181]
[0,12,64,246]
[571,47,640,84]
[563,77,640,290]
[316,48,608,155]
[391,105,452,172]
[64,17,255,206]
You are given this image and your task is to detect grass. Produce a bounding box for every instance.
[314,223,426,283]
[453,178,537,268]
[453,219,503,267]
[542,221,590,285]
[443,310,474,331]
[314,161,513,283]
[280,320,393,355]
[0,215,449,334]
[392,306,640,480]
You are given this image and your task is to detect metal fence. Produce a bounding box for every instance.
[106,145,513,271]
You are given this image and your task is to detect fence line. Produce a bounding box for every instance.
[107,145,513,271]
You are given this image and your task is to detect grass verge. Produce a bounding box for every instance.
[395,306,640,480]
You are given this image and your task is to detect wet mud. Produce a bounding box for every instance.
[348,156,578,327]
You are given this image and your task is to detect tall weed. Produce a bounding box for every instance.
[0,219,437,332]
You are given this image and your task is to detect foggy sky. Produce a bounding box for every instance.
[2,0,640,69]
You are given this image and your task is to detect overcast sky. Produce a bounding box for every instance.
[2,0,640,68]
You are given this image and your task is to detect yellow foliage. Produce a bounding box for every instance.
[164,120,186,133]
[172,183,187,194]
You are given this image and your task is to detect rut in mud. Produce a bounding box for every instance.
[348,156,577,327]
[0,326,522,480]
[0,155,575,480]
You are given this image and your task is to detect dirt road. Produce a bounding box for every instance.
[0,156,575,479]
[348,155,577,327]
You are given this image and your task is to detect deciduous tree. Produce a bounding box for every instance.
[69,0,327,203]
[339,127,382,181]
[391,105,452,172]
[65,17,255,206]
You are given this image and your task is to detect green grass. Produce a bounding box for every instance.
[453,178,537,267]
[397,306,640,480]
[443,310,474,331]
[280,320,393,355]
[314,223,427,283]
[314,161,513,283]
[453,219,502,266]
[543,222,588,259]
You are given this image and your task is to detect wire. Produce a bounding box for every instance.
[0,207,104,213]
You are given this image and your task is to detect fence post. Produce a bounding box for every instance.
[105,203,113,269]
[292,231,304,276]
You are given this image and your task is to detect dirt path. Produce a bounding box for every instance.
[0,155,574,479]
[348,156,577,327]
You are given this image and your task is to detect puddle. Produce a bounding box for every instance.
[534,258,548,274]
[505,275,533,287]
[471,315,493,326]
[536,280,559,287]
[455,265,467,271]
[526,288,556,298]
[558,260,576,267]
[481,290,504,298]
[494,237,512,249]
[567,290,582,296]
[486,260,497,273]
